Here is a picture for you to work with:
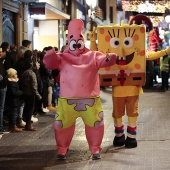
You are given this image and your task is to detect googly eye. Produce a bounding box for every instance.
[123,37,134,48]
[69,40,76,51]
[77,40,85,50]
[110,37,120,48]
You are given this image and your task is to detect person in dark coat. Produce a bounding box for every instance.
[6,68,23,132]
[20,57,42,131]
[12,52,27,128]
[0,47,9,134]
[1,42,15,69]
[10,44,18,64]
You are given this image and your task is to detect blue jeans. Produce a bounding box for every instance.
[0,87,7,130]
[17,98,25,119]
[8,107,18,126]
[52,83,60,105]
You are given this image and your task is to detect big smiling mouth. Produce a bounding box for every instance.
[68,49,85,56]
[116,52,135,65]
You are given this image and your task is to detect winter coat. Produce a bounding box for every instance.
[20,69,42,100]
[6,78,23,107]
[0,58,7,89]
[4,51,15,70]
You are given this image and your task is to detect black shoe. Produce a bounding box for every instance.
[113,134,125,147]
[0,128,10,134]
[125,137,137,148]
[92,153,101,160]
[157,87,166,92]
[38,109,45,115]
[100,86,106,90]
[57,154,66,160]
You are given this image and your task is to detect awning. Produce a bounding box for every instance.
[29,2,70,20]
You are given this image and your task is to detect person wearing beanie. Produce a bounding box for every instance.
[6,68,23,132]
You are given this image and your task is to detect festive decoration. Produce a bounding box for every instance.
[122,1,170,13]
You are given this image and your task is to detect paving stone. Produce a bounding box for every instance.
[0,87,170,169]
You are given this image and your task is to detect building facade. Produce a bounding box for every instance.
[0,0,121,51]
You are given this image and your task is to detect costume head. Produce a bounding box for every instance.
[67,19,85,56]
[97,21,146,86]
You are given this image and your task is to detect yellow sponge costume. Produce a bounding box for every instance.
[90,21,170,148]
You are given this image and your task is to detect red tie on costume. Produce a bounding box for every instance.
[120,70,125,86]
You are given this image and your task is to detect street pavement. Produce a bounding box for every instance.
[0,86,170,170]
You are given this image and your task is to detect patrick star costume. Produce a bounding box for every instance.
[43,19,117,160]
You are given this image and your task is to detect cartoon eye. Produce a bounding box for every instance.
[77,40,85,50]
[70,40,77,51]
[110,38,120,48]
[123,37,134,48]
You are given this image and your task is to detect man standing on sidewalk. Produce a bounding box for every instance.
[0,48,9,135]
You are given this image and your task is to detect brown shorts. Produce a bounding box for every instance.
[112,95,139,118]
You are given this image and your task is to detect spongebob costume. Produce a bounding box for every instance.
[43,19,117,160]
[90,21,170,148]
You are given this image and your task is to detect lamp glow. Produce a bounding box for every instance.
[86,0,97,8]
[31,14,46,20]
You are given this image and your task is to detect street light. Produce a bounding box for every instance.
[86,0,96,8]
[86,0,97,31]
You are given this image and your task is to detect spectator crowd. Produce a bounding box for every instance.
[0,40,62,138]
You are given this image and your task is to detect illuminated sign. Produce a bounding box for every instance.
[122,1,170,13]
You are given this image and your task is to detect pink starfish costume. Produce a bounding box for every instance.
[43,19,117,159]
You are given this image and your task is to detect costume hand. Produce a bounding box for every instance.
[90,27,96,42]
[107,53,117,64]
[43,48,58,70]
[165,46,170,54]
[89,27,98,51]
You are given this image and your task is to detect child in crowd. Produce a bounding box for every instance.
[6,68,23,132]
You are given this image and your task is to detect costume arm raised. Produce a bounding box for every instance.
[147,46,170,60]
[90,27,98,51]
[43,48,61,70]
[95,51,117,68]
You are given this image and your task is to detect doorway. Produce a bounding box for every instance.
[2,9,16,45]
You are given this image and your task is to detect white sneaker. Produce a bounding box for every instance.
[0,129,10,134]
[22,120,26,125]
[0,134,2,139]
[43,107,49,113]
[31,116,38,123]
